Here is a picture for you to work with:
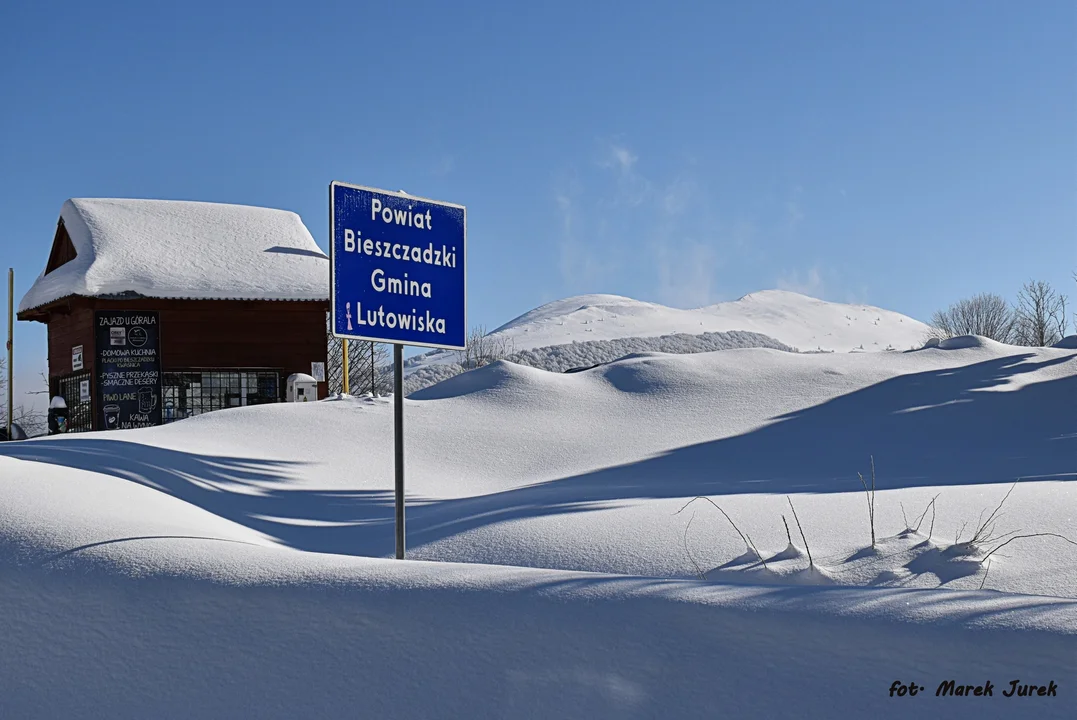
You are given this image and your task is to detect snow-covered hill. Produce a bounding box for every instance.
[406,289,933,375]
[497,290,930,350]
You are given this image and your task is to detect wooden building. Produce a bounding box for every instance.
[18,198,330,432]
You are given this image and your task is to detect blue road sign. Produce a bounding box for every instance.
[331,182,466,349]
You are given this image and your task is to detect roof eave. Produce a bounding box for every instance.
[18,292,330,320]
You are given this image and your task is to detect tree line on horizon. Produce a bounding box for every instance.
[928,276,1074,347]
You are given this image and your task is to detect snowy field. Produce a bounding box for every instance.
[2,292,1076,718]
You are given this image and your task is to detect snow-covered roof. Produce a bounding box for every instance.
[19,198,329,313]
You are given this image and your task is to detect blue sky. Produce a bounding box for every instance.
[1,0,1074,399]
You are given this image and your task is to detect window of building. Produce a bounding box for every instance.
[162,370,281,423]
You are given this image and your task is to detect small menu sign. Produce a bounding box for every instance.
[94,311,163,430]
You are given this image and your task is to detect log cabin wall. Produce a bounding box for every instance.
[47,299,328,383]
[91,298,329,381]
[45,303,96,384]
[40,297,328,430]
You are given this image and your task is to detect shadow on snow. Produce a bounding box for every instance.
[2,352,1074,558]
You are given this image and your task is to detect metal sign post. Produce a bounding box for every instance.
[6,268,13,441]
[394,343,405,557]
[330,182,466,559]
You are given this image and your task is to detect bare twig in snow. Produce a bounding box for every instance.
[745,533,768,571]
[675,496,748,548]
[786,497,814,569]
[682,511,705,579]
[857,455,877,547]
[981,529,1021,547]
[675,496,766,570]
[979,559,991,590]
[781,514,792,545]
[900,502,909,530]
[955,521,968,546]
[980,533,1077,565]
[970,481,1018,546]
[913,494,940,534]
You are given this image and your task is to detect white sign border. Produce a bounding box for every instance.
[329,180,468,351]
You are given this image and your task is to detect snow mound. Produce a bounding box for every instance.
[403,363,466,395]
[20,198,328,312]
[5,339,1075,594]
[937,335,1003,350]
[1053,335,1077,349]
[511,329,793,372]
[4,339,1077,595]
[404,329,793,395]
[408,360,552,401]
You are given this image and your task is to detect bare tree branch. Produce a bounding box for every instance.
[458,325,516,370]
[927,293,1016,343]
[1013,280,1066,346]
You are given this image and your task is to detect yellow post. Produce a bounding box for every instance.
[342,339,349,395]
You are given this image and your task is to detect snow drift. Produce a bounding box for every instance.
[4,340,1075,594]
[3,544,1075,719]
[2,318,1075,718]
[403,329,793,394]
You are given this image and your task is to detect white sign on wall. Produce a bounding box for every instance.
[72,345,84,371]
[79,379,91,403]
[311,362,326,383]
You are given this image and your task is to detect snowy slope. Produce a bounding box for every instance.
[2,337,1075,717]
[19,198,328,312]
[2,521,1075,719]
[407,290,933,373]
[402,329,793,394]
[4,338,1074,594]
